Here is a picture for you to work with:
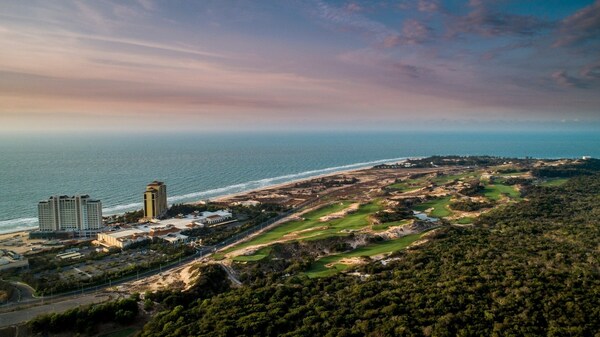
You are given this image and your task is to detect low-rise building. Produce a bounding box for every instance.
[97,228,149,249]
[0,249,29,271]
[96,209,232,248]
[161,233,189,244]
[192,210,233,225]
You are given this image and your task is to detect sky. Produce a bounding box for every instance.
[1,0,599,132]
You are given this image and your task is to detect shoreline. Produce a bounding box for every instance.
[0,158,408,236]
[207,161,403,203]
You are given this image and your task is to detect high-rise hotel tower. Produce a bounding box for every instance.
[143,181,167,220]
[38,195,102,235]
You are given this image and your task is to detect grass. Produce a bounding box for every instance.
[232,247,272,262]
[388,177,429,191]
[372,219,410,231]
[456,217,474,224]
[221,202,352,253]
[305,233,424,278]
[211,252,225,260]
[541,178,569,187]
[432,172,477,185]
[483,183,521,201]
[99,328,138,337]
[413,196,452,218]
[222,201,384,255]
[496,171,527,177]
[296,201,381,240]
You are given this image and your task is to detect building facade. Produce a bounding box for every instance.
[143,181,168,220]
[38,195,103,235]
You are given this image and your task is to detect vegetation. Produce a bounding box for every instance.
[139,172,600,337]
[305,233,424,278]
[371,219,410,231]
[483,183,520,201]
[99,328,139,337]
[406,155,530,168]
[373,204,413,223]
[29,294,140,335]
[107,209,145,224]
[15,242,195,296]
[449,199,495,212]
[294,177,358,188]
[145,264,230,308]
[222,202,357,253]
[0,280,14,303]
[540,178,570,187]
[413,196,452,217]
[532,158,600,177]
[458,179,484,196]
[456,216,474,224]
[232,247,273,262]
[432,172,476,185]
[388,178,427,192]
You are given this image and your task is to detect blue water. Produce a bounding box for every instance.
[0,131,598,233]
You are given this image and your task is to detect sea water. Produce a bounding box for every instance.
[1,131,599,233]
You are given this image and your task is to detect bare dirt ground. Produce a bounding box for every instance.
[327,257,368,268]
[125,263,200,293]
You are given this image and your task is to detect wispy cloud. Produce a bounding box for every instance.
[417,0,440,13]
[553,0,600,47]
[314,0,401,48]
[551,70,588,89]
[448,1,554,37]
[1,1,600,131]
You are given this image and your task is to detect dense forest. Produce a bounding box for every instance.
[140,171,600,336]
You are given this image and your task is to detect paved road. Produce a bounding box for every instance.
[217,263,242,286]
[0,198,319,328]
[0,294,112,327]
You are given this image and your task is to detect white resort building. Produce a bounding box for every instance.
[38,195,103,236]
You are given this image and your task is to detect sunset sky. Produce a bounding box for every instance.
[1,1,599,132]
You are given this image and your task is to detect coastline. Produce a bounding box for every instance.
[208,160,404,203]
[0,158,407,236]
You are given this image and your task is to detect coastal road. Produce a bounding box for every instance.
[0,294,112,327]
[0,198,319,328]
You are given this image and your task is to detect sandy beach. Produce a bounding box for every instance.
[0,159,417,254]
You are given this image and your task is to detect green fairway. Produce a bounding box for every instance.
[483,183,520,201]
[456,217,474,224]
[305,233,424,278]
[388,176,429,191]
[541,178,569,187]
[232,246,272,261]
[372,219,410,231]
[413,196,452,218]
[222,201,383,254]
[211,252,225,260]
[432,172,477,185]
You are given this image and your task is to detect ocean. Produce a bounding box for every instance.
[1,131,599,234]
